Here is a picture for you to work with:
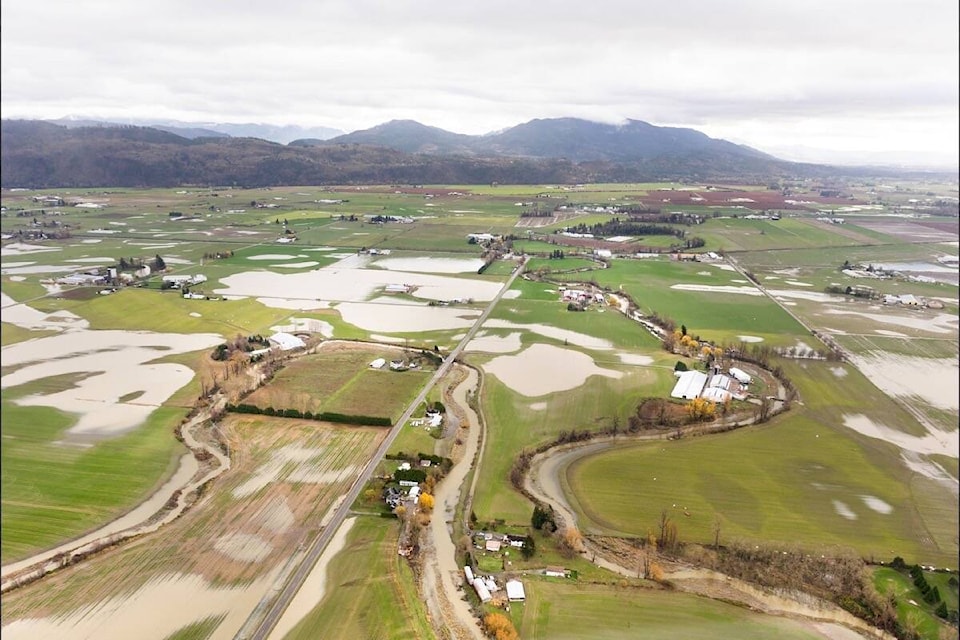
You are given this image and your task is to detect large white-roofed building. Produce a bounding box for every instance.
[269,332,305,351]
[670,371,708,400]
[506,580,526,601]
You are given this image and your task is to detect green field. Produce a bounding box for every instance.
[517,580,826,639]
[873,567,959,640]
[563,357,959,567]
[0,399,185,563]
[282,516,433,640]
[244,346,433,422]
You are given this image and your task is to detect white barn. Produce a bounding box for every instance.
[670,371,708,400]
[473,578,492,603]
[269,332,305,351]
[701,387,732,403]
[506,580,526,602]
[728,367,752,385]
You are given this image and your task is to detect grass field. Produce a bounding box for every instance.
[243,345,433,422]
[873,567,959,640]
[564,357,959,567]
[0,395,185,563]
[517,580,826,639]
[282,516,433,640]
[548,257,810,345]
[471,358,675,526]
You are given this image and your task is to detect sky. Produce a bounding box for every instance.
[2,0,958,169]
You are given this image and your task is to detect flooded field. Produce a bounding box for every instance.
[483,343,622,396]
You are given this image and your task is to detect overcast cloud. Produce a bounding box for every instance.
[2,0,957,167]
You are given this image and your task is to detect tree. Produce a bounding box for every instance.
[482,613,520,640]
[153,254,166,270]
[558,527,584,558]
[418,493,435,511]
[521,534,535,559]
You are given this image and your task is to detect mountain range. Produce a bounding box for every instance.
[1,117,940,189]
[46,117,344,145]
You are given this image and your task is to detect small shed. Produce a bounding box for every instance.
[485,539,502,553]
[728,367,752,385]
[464,566,475,584]
[506,580,526,602]
[370,358,386,369]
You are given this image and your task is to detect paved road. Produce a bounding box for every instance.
[242,256,527,640]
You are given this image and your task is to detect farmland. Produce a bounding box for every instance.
[517,580,830,640]
[1,179,958,638]
[0,416,387,639]
[242,342,435,423]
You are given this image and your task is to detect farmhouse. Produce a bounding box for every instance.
[269,332,305,351]
[385,283,413,294]
[506,580,526,602]
[670,371,708,400]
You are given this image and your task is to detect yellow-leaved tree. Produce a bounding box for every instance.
[418,493,435,511]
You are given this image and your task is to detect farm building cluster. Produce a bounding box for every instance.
[558,285,607,309]
[464,565,526,604]
[670,367,751,403]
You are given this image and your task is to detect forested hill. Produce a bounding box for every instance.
[0,118,917,189]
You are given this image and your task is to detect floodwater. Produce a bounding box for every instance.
[1,570,278,640]
[336,299,480,332]
[372,256,485,273]
[846,353,959,411]
[823,308,958,335]
[2,329,222,438]
[842,414,958,461]
[215,254,503,306]
[483,343,622,396]
[466,331,523,353]
[267,517,357,640]
[484,319,614,350]
[271,317,334,337]
[670,284,763,296]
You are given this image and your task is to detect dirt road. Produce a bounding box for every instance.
[420,365,486,640]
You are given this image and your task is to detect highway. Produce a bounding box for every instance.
[242,255,527,640]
